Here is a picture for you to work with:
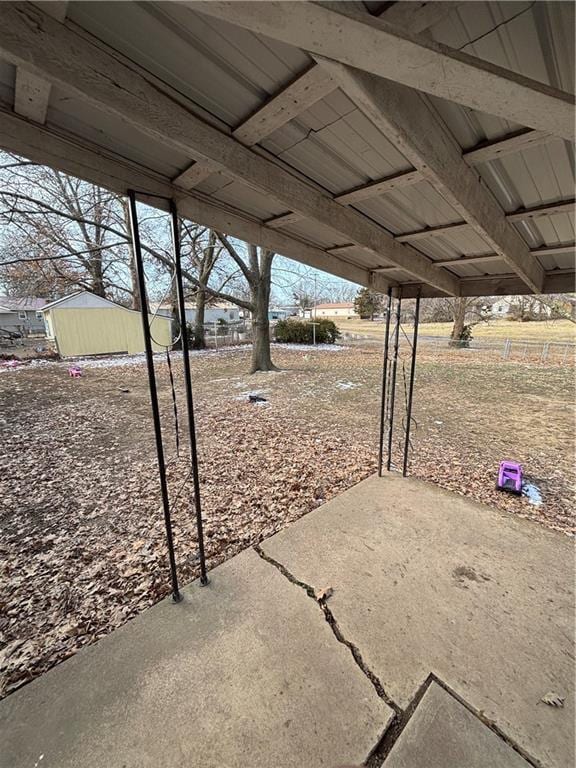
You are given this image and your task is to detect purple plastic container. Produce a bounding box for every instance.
[496,461,523,495]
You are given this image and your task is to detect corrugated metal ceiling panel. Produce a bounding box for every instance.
[46,86,189,176]
[429,2,574,92]
[68,1,309,129]
[477,139,575,212]
[279,219,354,250]
[205,179,289,220]
[352,181,462,235]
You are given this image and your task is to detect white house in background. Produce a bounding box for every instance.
[305,302,358,319]
[489,296,552,318]
[0,297,48,334]
[153,301,240,324]
[490,297,514,317]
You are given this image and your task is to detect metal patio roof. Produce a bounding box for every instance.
[0,1,574,297]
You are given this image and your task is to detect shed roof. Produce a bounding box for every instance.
[0,296,48,311]
[0,1,573,298]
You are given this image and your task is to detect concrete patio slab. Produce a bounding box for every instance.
[0,548,393,768]
[383,682,531,768]
[262,472,574,768]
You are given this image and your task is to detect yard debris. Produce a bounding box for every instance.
[541,692,565,708]
[314,586,334,602]
[248,394,267,403]
[0,343,573,698]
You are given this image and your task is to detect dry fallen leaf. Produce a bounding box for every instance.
[541,692,565,708]
[314,586,334,602]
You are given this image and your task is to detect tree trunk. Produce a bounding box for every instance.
[91,254,106,298]
[250,292,276,373]
[250,251,278,373]
[193,289,207,349]
[450,297,467,345]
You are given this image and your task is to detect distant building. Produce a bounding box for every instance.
[268,308,293,321]
[306,302,357,319]
[152,301,240,324]
[489,296,552,319]
[489,297,514,317]
[0,297,48,335]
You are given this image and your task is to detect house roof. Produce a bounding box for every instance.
[0,296,48,311]
[315,302,355,309]
[0,2,573,298]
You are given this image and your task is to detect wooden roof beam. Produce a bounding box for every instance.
[0,3,458,295]
[323,60,545,293]
[190,1,575,141]
[178,1,450,188]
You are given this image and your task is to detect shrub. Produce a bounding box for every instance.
[274,318,340,344]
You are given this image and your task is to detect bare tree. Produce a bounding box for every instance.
[0,154,138,302]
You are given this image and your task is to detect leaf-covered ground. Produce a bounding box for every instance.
[0,342,574,697]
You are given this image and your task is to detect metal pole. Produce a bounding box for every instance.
[377,288,393,476]
[402,292,421,477]
[386,290,402,471]
[127,190,182,603]
[169,200,209,586]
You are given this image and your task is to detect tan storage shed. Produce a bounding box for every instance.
[42,291,172,358]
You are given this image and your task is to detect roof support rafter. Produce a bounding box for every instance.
[432,243,576,268]
[0,2,458,295]
[394,198,576,244]
[189,0,575,141]
[399,270,575,299]
[320,59,545,293]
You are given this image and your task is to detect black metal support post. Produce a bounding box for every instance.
[386,290,402,471]
[402,292,421,477]
[127,190,182,603]
[377,288,393,476]
[169,200,209,586]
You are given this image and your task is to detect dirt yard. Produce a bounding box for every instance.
[1,341,574,698]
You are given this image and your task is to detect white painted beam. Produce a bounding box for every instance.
[13,1,67,124]
[172,161,220,190]
[399,270,575,298]
[0,3,458,295]
[433,243,576,268]
[233,65,336,146]
[0,107,392,292]
[506,199,575,223]
[190,1,575,141]
[463,129,553,165]
[324,60,545,293]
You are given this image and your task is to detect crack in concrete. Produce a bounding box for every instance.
[254,544,543,768]
[253,544,401,717]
